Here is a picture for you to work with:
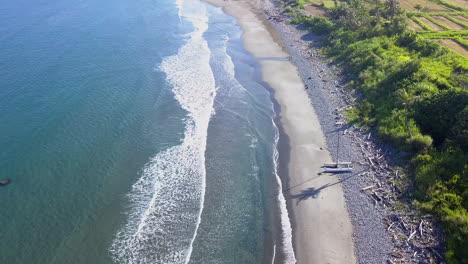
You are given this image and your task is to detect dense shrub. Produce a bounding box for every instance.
[304,16,335,34]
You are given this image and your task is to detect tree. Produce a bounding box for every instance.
[384,0,402,20]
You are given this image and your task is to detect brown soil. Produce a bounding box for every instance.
[304,4,327,16]
[433,15,465,30]
[445,0,468,9]
[452,15,468,25]
[397,0,451,12]
[437,39,468,57]
[409,19,424,31]
[419,16,445,30]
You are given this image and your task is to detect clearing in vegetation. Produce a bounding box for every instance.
[397,0,451,12]
[419,16,446,30]
[453,15,468,24]
[304,4,327,16]
[433,15,466,29]
[447,0,468,9]
[409,19,425,30]
[437,38,468,55]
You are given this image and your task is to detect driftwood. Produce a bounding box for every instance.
[407,229,417,242]
[419,221,424,238]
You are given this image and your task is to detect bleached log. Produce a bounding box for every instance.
[407,230,417,242]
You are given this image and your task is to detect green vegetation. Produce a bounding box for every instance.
[442,14,468,29]
[424,14,451,29]
[411,15,433,30]
[454,38,468,49]
[287,0,468,262]
[435,0,468,12]
[416,29,468,38]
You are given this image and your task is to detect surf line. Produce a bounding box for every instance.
[109,0,216,263]
[171,1,215,263]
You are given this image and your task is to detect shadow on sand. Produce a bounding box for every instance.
[289,183,333,204]
[288,169,367,204]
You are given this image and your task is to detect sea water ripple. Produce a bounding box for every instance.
[110,0,215,263]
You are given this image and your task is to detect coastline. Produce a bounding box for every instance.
[201,0,356,263]
[263,2,445,263]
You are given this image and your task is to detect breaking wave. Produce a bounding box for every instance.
[109,0,216,263]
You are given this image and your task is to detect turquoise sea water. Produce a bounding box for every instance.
[0,0,295,263]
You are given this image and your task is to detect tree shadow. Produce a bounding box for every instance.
[289,183,332,204]
[288,168,367,204]
[294,24,326,49]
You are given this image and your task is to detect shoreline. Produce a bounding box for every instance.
[263,10,395,264]
[202,0,357,263]
[263,2,445,263]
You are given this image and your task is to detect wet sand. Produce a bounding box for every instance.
[201,0,356,263]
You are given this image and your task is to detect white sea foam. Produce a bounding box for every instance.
[110,1,215,263]
[272,122,297,263]
[272,121,297,264]
[221,31,297,263]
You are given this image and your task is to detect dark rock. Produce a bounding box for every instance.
[0,178,11,186]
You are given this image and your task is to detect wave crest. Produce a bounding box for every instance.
[110,1,216,263]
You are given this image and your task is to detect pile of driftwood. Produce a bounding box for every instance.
[309,52,444,262]
[340,108,444,263]
[264,10,287,22]
[310,53,444,262]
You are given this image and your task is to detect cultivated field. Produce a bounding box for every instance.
[300,0,468,57]
[403,0,468,57]
[398,0,451,12]
[437,39,468,56]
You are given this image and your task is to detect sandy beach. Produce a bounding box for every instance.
[202,0,356,263]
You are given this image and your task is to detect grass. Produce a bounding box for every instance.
[417,29,468,38]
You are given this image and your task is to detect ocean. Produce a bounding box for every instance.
[0,0,294,263]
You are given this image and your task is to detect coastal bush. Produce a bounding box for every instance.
[415,147,468,263]
[303,16,334,34]
[283,0,468,260]
[413,89,468,145]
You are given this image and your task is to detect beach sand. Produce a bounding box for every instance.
[202,0,356,263]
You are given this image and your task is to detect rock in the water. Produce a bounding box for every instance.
[0,178,11,186]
